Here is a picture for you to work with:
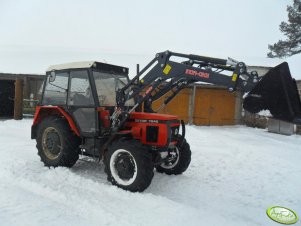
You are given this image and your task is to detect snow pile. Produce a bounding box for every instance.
[0,119,300,226]
[257,110,272,117]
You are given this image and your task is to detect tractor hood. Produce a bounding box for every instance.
[129,112,179,122]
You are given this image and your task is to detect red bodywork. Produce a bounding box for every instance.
[33,106,80,136]
[33,106,180,147]
[125,112,180,147]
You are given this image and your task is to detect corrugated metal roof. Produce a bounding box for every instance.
[0,72,44,79]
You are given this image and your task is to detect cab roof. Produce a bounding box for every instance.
[46,61,129,75]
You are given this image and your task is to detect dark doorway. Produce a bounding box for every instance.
[0,80,15,117]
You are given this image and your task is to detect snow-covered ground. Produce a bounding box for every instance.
[0,119,300,226]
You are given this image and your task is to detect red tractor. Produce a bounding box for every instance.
[31,51,301,192]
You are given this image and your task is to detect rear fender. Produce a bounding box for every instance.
[31,106,80,139]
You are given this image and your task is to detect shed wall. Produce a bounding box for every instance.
[152,86,241,126]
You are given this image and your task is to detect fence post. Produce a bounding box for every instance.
[188,85,196,124]
[14,78,23,120]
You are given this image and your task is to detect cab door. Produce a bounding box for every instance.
[67,70,98,136]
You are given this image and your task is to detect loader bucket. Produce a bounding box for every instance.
[243,62,301,124]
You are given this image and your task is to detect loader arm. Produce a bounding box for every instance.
[118,51,256,107]
[117,51,259,112]
[115,50,301,128]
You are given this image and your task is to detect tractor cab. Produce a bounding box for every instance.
[40,61,132,137]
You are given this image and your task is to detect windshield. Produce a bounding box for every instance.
[93,71,134,106]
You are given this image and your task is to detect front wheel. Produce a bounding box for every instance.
[156,138,191,175]
[105,139,154,192]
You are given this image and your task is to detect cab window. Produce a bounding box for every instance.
[93,71,134,106]
[68,70,94,106]
[42,72,68,105]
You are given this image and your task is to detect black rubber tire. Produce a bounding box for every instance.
[105,139,154,192]
[36,116,80,168]
[156,138,191,175]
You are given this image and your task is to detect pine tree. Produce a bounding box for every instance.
[267,0,301,58]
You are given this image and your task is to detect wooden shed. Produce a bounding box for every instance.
[0,73,44,119]
[152,84,242,126]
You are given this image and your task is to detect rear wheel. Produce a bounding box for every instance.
[105,139,154,192]
[36,116,80,167]
[156,138,191,175]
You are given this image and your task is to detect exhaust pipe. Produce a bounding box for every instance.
[243,62,301,125]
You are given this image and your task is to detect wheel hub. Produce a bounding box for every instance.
[42,127,61,160]
[115,153,135,180]
[109,148,138,186]
[161,147,180,169]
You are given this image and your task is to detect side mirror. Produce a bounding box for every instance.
[49,71,56,82]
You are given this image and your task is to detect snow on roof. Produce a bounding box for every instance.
[46,61,96,72]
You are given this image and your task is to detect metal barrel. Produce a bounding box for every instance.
[243,62,301,124]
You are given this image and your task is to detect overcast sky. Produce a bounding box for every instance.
[0,0,300,79]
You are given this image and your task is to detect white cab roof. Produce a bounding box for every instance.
[46,61,96,72]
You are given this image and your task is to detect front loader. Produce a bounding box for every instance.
[31,51,301,192]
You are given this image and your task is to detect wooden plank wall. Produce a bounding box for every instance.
[193,88,236,125]
[152,89,191,123]
[152,86,239,126]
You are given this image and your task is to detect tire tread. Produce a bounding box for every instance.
[36,116,79,167]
